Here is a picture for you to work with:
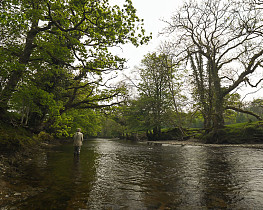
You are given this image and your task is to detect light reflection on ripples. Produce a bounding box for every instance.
[86,140,263,209]
[11,138,263,209]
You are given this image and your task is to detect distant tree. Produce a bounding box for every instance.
[136,52,183,140]
[225,94,262,121]
[247,98,263,118]
[159,43,188,131]
[100,117,123,138]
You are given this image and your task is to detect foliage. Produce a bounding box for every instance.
[189,111,205,128]
[36,131,54,143]
[224,93,242,124]
[124,98,153,132]
[249,99,263,117]
[99,117,123,138]
[0,0,150,139]
[11,83,60,128]
[135,52,183,138]
[50,109,102,138]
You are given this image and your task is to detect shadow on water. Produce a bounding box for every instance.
[5,138,263,209]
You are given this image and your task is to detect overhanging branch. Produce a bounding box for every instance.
[226,106,262,120]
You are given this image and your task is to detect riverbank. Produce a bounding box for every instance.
[146,138,263,149]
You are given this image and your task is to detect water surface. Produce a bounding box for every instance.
[9,139,263,209]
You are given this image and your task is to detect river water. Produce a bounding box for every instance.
[7,138,263,209]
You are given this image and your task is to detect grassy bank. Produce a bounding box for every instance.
[203,121,263,144]
[124,121,263,143]
[157,121,263,144]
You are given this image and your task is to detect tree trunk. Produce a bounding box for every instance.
[211,62,225,130]
[0,21,39,115]
[153,125,161,140]
[213,96,225,129]
[203,111,213,132]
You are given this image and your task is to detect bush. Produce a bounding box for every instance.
[36,131,54,143]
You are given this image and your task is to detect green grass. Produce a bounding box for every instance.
[203,121,263,144]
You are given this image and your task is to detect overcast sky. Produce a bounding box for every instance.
[112,0,184,70]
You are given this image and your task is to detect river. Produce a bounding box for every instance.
[4,138,263,209]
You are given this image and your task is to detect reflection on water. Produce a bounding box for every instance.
[9,139,263,209]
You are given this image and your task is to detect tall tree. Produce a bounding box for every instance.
[159,44,188,131]
[0,0,151,118]
[164,0,263,134]
[137,52,182,139]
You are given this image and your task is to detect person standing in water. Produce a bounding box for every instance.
[73,128,83,156]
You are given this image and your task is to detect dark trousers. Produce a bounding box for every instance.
[74,146,81,155]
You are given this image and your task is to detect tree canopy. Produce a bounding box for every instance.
[0,0,151,134]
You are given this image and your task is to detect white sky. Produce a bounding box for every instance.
[112,0,183,70]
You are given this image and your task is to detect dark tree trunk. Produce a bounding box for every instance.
[211,62,225,131]
[0,21,38,115]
